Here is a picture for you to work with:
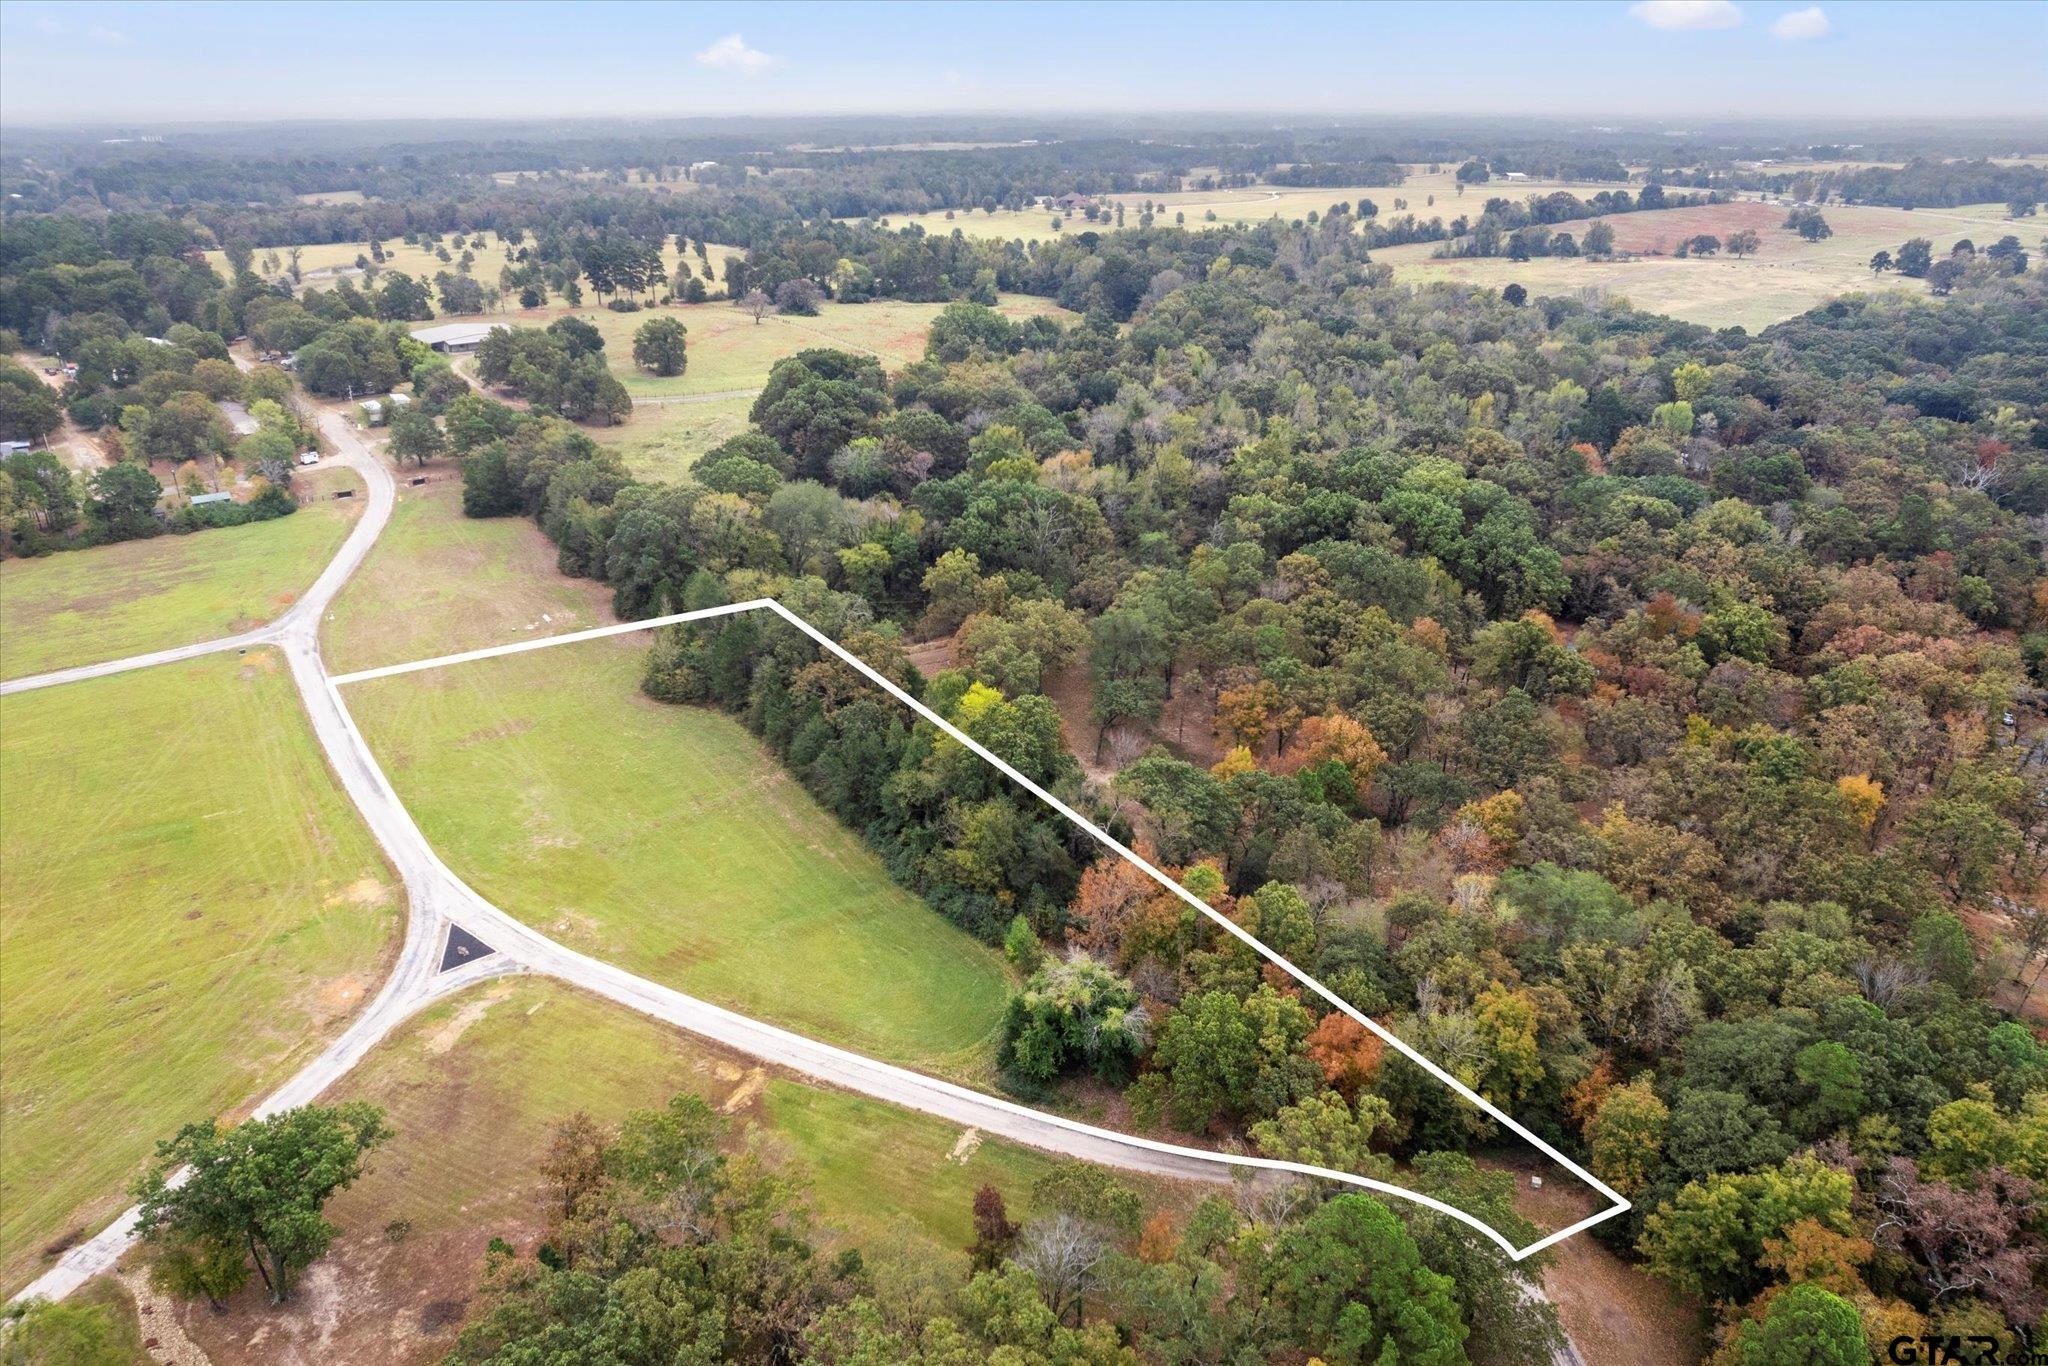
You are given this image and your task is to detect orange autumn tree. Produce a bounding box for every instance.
[1215,678,1287,751]
[1067,844,1166,965]
[1305,1011,1385,1099]
[1137,1210,1179,1264]
[1274,711,1387,788]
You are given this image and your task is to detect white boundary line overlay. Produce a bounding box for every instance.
[336,598,1631,1259]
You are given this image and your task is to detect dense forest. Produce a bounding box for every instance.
[433,206,2048,1360]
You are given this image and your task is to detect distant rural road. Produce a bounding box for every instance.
[8,401,1588,1363]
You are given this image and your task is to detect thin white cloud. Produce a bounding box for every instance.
[86,24,127,44]
[695,33,777,76]
[1629,0,1743,30]
[1771,6,1831,39]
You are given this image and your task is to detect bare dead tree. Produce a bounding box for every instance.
[1011,1213,1106,1327]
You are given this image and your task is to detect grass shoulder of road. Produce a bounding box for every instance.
[1372,196,2029,332]
[345,638,1012,1080]
[321,467,615,675]
[0,465,364,680]
[167,978,1127,1364]
[0,648,401,1294]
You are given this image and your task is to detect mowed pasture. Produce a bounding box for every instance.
[345,638,1013,1079]
[0,465,363,680]
[595,392,756,481]
[321,474,615,675]
[0,649,400,1294]
[172,979,1083,1364]
[862,165,1644,243]
[1372,196,2027,332]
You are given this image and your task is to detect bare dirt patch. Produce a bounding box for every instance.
[720,1066,767,1114]
[904,634,957,675]
[175,1228,483,1366]
[1502,1159,1707,1366]
[423,988,511,1056]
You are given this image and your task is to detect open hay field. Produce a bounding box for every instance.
[1372,196,2026,332]
[0,649,400,1293]
[863,165,1644,243]
[321,473,614,675]
[344,638,1013,1081]
[0,464,363,680]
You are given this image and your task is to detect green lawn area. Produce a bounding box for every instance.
[0,649,400,1294]
[345,639,1012,1079]
[322,473,614,675]
[0,466,363,680]
[171,978,1091,1359]
[592,393,756,482]
[321,979,1058,1257]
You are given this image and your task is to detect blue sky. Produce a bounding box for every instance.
[2,1,2042,125]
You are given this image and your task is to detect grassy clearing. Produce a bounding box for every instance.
[327,979,1057,1251]
[345,638,1011,1079]
[0,649,400,1293]
[567,293,1070,481]
[1372,196,2026,332]
[865,167,1644,243]
[538,293,1074,400]
[593,393,757,482]
[321,473,614,675]
[0,465,363,680]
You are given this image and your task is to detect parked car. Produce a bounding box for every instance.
[298,452,320,466]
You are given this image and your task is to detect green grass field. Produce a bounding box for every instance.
[322,475,615,675]
[1372,196,2027,332]
[345,638,1012,1078]
[0,466,363,680]
[0,649,400,1294]
[322,979,1059,1255]
[593,393,757,482]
